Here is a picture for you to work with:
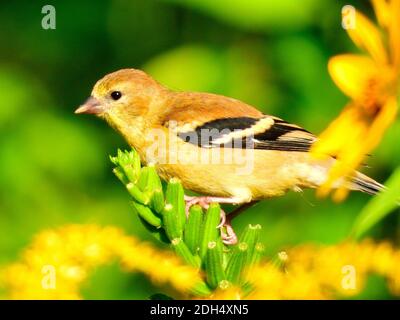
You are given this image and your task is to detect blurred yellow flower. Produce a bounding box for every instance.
[0,225,203,299]
[312,0,400,201]
[2,225,400,299]
[205,240,400,300]
[239,241,400,299]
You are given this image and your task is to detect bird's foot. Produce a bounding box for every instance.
[220,222,238,245]
[184,195,239,245]
[184,196,212,214]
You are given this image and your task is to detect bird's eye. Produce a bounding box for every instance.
[110,91,122,100]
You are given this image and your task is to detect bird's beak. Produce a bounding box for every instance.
[75,96,103,115]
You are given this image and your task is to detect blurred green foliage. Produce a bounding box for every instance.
[0,0,398,299]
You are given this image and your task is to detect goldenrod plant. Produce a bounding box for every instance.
[109,149,265,296]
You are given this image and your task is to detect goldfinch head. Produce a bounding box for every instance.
[75,68,165,122]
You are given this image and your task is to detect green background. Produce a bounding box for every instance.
[0,0,399,299]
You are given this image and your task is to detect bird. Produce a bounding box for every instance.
[75,68,385,244]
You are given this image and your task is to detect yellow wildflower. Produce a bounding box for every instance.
[312,0,400,201]
[1,225,203,299]
[247,241,400,299]
[2,225,400,299]
[208,285,243,300]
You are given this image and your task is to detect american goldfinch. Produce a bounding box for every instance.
[75,68,384,244]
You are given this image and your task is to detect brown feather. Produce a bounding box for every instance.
[161,92,263,127]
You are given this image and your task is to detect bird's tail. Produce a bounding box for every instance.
[351,172,386,195]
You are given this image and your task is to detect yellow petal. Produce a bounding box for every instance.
[347,11,388,65]
[312,104,367,197]
[315,97,398,200]
[331,97,397,197]
[328,54,379,100]
[333,186,350,202]
[389,0,400,68]
[363,96,398,150]
[371,0,390,28]
[312,105,361,156]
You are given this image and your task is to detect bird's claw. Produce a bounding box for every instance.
[221,223,238,245]
[217,210,226,228]
[184,195,238,245]
[185,196,209,215]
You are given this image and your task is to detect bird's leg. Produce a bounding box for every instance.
[184,196,230,236]
[184,195,209,214]
[220,201,260,245]
[184,195,242,216]
[184,196,254,245]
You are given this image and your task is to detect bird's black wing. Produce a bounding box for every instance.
[172,116,316,152]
